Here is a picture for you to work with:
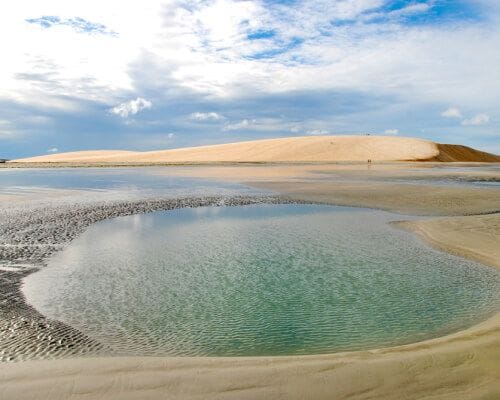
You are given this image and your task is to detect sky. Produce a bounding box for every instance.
[1,0,499,158]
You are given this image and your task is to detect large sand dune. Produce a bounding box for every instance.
[12,149,138,163]
[12,136,500,163]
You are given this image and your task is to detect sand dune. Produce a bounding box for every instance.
[12,150,138,163]
[12,136,500,164]
[432,144,500,162]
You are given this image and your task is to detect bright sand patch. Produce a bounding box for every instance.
[399,214,500,270]
[0,165,499,400]
[11,136,500,164]
[12,150,138,163]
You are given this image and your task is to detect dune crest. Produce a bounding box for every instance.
[12,136,500,163]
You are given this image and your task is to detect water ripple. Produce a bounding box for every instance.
[23,204,500,357]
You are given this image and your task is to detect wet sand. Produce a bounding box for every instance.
[0,163,499,399]
[251,181,500,216]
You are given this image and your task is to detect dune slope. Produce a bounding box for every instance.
[13,150,139,163]
[431,144,500,162]
[11,136,500,163]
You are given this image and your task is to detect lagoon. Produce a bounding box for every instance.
[23,203,500,357]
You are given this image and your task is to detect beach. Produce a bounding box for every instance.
[0,162,499,399]
[4,0,500,395]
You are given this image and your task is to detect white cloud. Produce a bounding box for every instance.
[0,1,160,108]
[25,16,117,36]
[390,3,431,17]
[1,0,499,111]
[220,117,298,133]
[47,147,58,153]
[1,0,500,152]
[167,133,175,139]
[223,119,256,131]
[462,113,490,126]
[384,129,399,135]
[442,108,490,126]
[155,2,499,109]
[306,129,329,135]
[441,107,463,119]
[109,97,152,118]
[189,112,224,121]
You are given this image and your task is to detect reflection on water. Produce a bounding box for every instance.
[23,204,500,356]
[0,167,261,198]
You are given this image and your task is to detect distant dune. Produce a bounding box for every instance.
[12,136,500,163]
[12,150,138,163]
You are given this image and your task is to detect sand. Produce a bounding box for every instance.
[251,181,500,215]
[399,214,500,269]
[11,136,500,164]
[12,150,138,163]
[0,164,499,399]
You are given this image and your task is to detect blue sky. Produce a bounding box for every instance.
[1,0,499,158]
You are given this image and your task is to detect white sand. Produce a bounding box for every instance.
[12,136,500,164]
[1,165,499,399]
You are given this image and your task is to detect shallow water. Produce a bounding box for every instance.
[23,204,500,357]
[0,167,259,198]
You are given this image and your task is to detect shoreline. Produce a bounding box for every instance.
[0,195,302,362]
[396,214,500,272]
[0,167,499,399]
[1,292,499,400]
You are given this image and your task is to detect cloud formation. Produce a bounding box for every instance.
[189,112,224,121]
[1,0,500,157]
[26,16,117,36]
[384,129,399,135]
[109,98,152,118]
[223,119,256,131]
[462,113,490,126]
[441,107,491,127]
[441,107,463,119]
[306,129,329,135]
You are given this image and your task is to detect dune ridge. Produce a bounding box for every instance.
[11,136,500,164]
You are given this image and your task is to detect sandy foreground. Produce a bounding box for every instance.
[1,164,499,400]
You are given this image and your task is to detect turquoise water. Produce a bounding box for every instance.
[23,204,500,356]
